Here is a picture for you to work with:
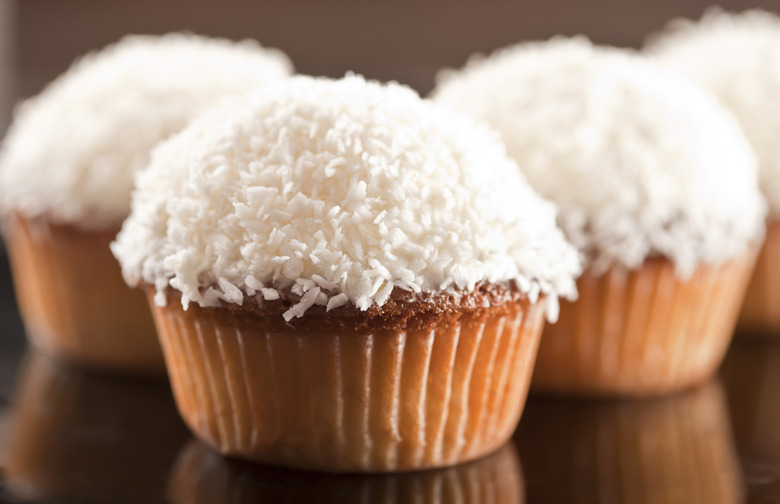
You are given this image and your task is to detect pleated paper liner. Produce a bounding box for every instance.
[168,439,523,504]
[532,250,757,396]
[3,213,164,374]
[148,290,545,472]
[737,220,780,336]
[4,351,190,504]
[517,379,743,503]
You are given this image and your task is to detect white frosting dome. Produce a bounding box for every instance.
[433,37,765,276]
[647,9,780,214]
[112,75,581,321]
[0,33,292,228]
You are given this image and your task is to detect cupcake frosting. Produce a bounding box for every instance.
[433,37,765,277]
[0,33,292,229]
[647,9,780,214]
[112,75,581,321]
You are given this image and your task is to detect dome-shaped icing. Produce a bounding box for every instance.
[433,37,765,276]
[112,75,581,321]
[0,33,293,228]
[647,9,780,214]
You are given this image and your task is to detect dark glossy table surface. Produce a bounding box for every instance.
[0,257,778,504]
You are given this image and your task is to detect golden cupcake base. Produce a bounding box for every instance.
[3,214,164,374]
[149,290,545,472]
[533,251,756,396]
[738,220,780,336]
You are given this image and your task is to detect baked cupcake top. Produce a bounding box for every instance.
[433,37,765,276]
[0,33,292,229]
[647,9,780,215]
[112,75,581,321]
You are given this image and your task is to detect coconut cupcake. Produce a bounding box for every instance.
[647,10,780,336]
[0,34,292,373]
[112,74,580,471]
[433,38,765,396]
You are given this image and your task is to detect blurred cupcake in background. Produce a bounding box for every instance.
[433,38,765,396]
[515,380,743,503]
[168,440,524,504]
[112,74,581,471]
[4,351,190,504]
[647,9,780,337]
[0,34,292,373]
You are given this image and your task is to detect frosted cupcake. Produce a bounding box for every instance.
[433,38,765,395]
[112,74,580,471]
[647,10,780,336]
[0,34,292,373]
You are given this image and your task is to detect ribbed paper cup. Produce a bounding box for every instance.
[148,290,545,472]
[517,380,743,503]
[168,439,524,504]
[532,251,757,396]
[3,214,164,373]
[738,220,780,336]
[4,351,189,504]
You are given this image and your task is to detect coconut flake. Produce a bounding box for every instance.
[433,37,766,277]
[647,8,780,214]
[0,33,292,229]
[113,75,581,320]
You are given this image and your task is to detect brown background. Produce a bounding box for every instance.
[3,0,780,119]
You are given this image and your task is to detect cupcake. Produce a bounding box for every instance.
[4,351,190,504]
[433,38,765,396]
[112,74,581,471]
[647,10,780,337]
[0,34,292,373]
[169,440,523,504]
[516,380,743,503]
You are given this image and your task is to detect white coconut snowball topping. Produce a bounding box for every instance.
[112,75,581,321]
[0,33,292,229]
[647,9,780,214]
[433,37,765,277]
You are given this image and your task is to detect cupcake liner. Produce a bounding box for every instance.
[517,379,743,503]
[149,291,545,472]
[3,214,164,373]
[168,439,524,504]
[533,251,757,396]
[4,351,189,504]
[738,221,780,336]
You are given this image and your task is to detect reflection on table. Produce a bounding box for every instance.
[721,338,780,501]
[517,379,742,504]
[6,338,780,502]
[168,440,524,504]
[3,350,190,504]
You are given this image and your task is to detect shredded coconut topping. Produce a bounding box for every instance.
[433,37,766,277]
[112,75,581,321]
[0,33,292,228]
[647,8,780,214]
